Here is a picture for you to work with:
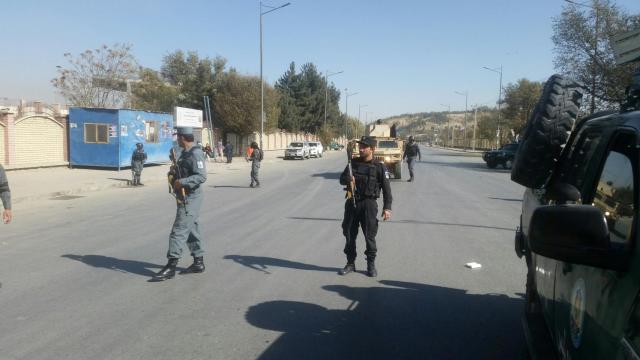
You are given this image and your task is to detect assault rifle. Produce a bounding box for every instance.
[345,141,357,209]
[168,147,187,206]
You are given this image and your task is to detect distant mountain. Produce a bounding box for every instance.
[375,111,468,138]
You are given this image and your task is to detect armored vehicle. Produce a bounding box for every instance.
[365,122,404,179]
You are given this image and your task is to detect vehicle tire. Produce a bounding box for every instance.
[395,162,402,179]
[486,160,497,169]
[503,159,513,170]
[511,74,585,188]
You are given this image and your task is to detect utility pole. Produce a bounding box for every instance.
[473,107,478,151]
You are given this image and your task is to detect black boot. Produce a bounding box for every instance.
[339,262,356,275]
[181,256,205,274]
[367,260,377,277]
[153,258,178,281]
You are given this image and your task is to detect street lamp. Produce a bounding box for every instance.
[260,1,291,150]
[483,65,503,148]
[440,103,451,147]
[324,70,343,130]
[357,104,368,138]
[344,89,359,140]
[454,90,468,149]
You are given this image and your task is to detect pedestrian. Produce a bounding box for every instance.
[224,141,233,163]
[204,143,213,162]
[131,143,148,186]
[402,136,421,182]
[154,127,208,281]
[246,141,262,188]
[339,136,392,277]
[216,141,223,160]
[0,164,12,224]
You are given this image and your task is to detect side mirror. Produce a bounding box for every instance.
[529,205,630,271]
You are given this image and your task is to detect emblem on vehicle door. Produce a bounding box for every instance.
[570,278,586,348]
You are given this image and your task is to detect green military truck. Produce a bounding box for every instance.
[512,29,640,359]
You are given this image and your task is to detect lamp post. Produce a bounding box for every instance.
[440,103,451,147]
[483,65,503,148]
[344,89,359,140]
[564,0,600,114]
[357,104,368,139]
[260,1,291,150]
[324,70,343,130]
[454,90,468,149]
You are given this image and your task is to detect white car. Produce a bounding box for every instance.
[308,141,323,158]
[284,141,310,160]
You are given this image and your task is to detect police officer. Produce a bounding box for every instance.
[154,127,208,281]
[339,136,392,277]
[402,136,421,182]
[0,164,12,224]
[247,141,262,188]
[131,143,147,186]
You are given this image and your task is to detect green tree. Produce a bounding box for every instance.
[160,50,219,110]
[501,79,544,136]
[552,0,640,112]
[51,43,139,108]
[213,70,279,135]
[131,68,178,112]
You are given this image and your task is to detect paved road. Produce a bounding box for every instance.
[0,147,527,360]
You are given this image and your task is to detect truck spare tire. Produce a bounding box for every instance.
[511,74,585,188]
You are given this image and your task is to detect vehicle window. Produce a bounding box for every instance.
[503,144,518,151]
[309,143,317,147]
[591,132,637,249]
[556,127,604,195]
[378,140,397,148]
[290,142,303,147]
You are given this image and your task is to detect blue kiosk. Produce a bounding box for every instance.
[68,108,174,169]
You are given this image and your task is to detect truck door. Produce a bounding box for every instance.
[553,129,640,358]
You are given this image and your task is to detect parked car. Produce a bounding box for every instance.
[284,141,309,160]
[482,143,519,169]
[512,73,640,359]
[308,141,323,158]
[328,142,344,151]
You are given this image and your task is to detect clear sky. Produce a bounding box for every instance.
[2,0,639,120]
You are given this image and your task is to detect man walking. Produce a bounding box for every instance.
[402,136,421,182]
[246,142,262,188]
[131,143,147,186]
[339,136,392,277]
[154,127,208,281]
[224,141,233,163]
[0,164,12,224]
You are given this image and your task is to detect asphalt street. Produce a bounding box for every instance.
[0,147,527,360]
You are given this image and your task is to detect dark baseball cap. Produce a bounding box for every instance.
[176,127,193,135]
[357,136,376,147]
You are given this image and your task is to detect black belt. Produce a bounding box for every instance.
[354,194,377,201]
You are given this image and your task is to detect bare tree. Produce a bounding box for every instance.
[52,43,139,108]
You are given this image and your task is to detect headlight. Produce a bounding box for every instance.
[384,156,391,162]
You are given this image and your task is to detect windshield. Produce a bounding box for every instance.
[290,142,303,148]
[308,143,317,147]
[377,140,397,148]
[502,144,519,151]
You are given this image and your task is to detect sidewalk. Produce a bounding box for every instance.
[6,150,284,204]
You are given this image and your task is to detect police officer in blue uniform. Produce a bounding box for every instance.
[339,136,392,277]
[154,127,208,281]
[131,143,147,186]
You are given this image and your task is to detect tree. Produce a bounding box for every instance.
[501,79,544,136]
[160,50,219,110]
[552,0,640,112]
[51,43,139,108]
[213,70,280,136]
[131,68,178,112]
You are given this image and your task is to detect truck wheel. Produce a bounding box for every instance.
[511,74,585,188]
[503,159,513,170]
[394,162,402,179]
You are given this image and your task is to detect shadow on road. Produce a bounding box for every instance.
[288,217,514,232]
[61,254,165,277]
[223,255,340,274]
[245,280,526,359]
[488,197,523,202]
[311,172,341,180]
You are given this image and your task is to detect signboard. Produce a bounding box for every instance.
[612,29,640,65]
[174,107,203,128]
